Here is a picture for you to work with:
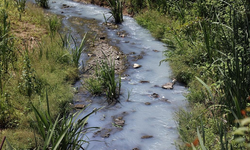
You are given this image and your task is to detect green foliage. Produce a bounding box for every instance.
[71,33,87,68]
[134,0,250,149]
[31,91,101,149]
[15,0,26,20]
[18,50,43,98]
[0,0,82,148]
[48,15,61,39]
[106,0,123,24]
[95,55,121,104]
[84,52,121,105]
[83,76,103,95]
[233,117,250,148]
[35,0,49,9]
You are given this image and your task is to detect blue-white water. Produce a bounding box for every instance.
[46,0,187,149]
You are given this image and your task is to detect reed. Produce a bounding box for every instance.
[35,0,49,9]
[95,53,121,104]
[83,51,121,105]
[31,90,101,149]
[106,0,123,24]
[70,33,87,68]
[15,0,26,20]
[48,15,61,39]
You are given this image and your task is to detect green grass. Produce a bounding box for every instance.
[134,0,250,149]
[84,52,121,105]
[106,0,123,24]
[0,1,80,149]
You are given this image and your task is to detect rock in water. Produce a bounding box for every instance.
[141,135,153,139]
[133,63,141,69]
[162,82,174,89]
[74,104,85,109]
[162,78,177,89]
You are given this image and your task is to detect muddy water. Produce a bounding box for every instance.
[46,0,188,149]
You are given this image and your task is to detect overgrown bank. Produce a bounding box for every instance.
[81,0,250,149]
[0,0,80,148]
[132,0,250,149]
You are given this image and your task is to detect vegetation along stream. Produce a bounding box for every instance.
[45,0,187,149]
[2,0,250,149]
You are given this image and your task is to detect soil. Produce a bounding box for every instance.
[66,17,128,77]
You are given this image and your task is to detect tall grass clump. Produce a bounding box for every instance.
[70,33,87,68]
[31,90,101,149]
[35,0,49,9]
[0,0,18,129]
[48,15,61,39]
[84,51,121,105]
[15,0,26,20]
[96,58,121,104]
[106,0,123,24]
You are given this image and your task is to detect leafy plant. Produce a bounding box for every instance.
[15,0,26,20]
[83,77,103,96]
[35,0,49,9]
[106,0,123,24]
[70,33,87,68]
[31,90,101,149]
[18,50,43,98]
[95,53,121,104]
[84,51,121,105]
[48,15,61,39]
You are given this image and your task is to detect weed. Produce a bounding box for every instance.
[84,51,121,105]
[70,33,87,68]
[83,76,103,96]
[48,15,61,39]
[31,90,101,149]
[35,0,49,9]
[95,53,121,104]
[106,0,123,24]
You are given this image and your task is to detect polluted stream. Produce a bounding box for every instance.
[45,0,188,149]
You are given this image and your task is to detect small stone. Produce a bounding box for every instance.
[101,133,110,138]
[116,56,120,60]
[114,119,125,126]
[145,102,151,105]
[74,104,85,109]
[133,63,141,69]
[153,49,160,52]
[160,98,171,103]
[87,53,96,57]
[162,82,174,89]
[140,81,149,83]
[151,93,159,98]
[120,34,125,38]
[62,4,70,8]
[141,135,153,139]
[100,36,105,40]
